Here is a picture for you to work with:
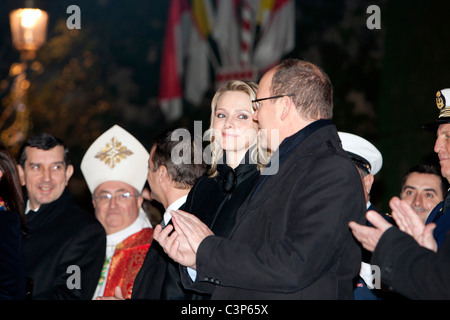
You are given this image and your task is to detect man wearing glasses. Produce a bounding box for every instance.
[81,125,152,299]
[155,59,366,299]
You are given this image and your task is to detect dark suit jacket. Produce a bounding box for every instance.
[183,120,366,299]
[23,188,106,299]
[131,229,185,299]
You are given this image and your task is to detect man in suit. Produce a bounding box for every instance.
[155,59,366,299]
[132,129,206,299]
[18,133,106,299]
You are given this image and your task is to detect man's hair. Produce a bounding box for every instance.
[401,164,449,198]
[151,129,206,189]
[271,59,333,120]
[19,133,70,167]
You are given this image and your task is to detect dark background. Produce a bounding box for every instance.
[1,0,449,214]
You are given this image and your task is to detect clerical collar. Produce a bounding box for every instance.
[163,194,188,226]
[107,209,151,246]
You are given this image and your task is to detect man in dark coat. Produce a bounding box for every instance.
[18,133,106,299]
[130,129,206,300]
[155,59,366,299]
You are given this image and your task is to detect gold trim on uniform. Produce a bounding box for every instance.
[439,109,450,118]
[437,90,446,110]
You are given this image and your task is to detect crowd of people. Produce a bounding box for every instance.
[1,58,449,300]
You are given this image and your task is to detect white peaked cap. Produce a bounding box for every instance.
[338,131,383,176]
[81,125,149,193]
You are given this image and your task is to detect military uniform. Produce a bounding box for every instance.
[338,131,394,299]
[368,88,450,299]
[423,89,450,249]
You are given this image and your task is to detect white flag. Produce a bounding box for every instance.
[253,0,295,73]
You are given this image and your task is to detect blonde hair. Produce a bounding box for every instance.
[207,80,271,177]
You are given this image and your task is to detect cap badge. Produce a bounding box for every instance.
[437,90,446,110]
[95,137,133,168]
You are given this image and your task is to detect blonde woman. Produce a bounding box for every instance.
[206,80,269,176]
[168,80,269,299]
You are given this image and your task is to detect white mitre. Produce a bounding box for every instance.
[81,125,149,193]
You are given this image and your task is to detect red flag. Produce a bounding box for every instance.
[158,0,191,122]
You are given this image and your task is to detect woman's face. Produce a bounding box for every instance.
[212,90,258,153]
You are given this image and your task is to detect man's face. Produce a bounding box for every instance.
[18,146,73,210]
[252,68,281,150]
[435,123,450,180]
[400,172,444,223]
[92,180,143,235]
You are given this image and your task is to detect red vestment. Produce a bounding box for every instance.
[103,228,153,299]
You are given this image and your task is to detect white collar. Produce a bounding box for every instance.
[163,195,188,226]
[25,200,39,214]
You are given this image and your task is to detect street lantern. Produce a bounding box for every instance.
[9,8,48,60]
[0,3,49,153]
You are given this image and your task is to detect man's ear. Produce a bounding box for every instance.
[17,165,25,186]
[65,164,74,185]
[280,95,293,121]
[363,173,374,195]
[158,165,168,183]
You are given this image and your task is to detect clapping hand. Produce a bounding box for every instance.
[154,210,214,269]
[389,197,437,252]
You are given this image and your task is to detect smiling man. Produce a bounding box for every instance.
[400,164,447,224]
[18,133,106,299]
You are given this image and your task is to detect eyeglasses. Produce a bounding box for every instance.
[251,94,295,112]
[93,191,140,205]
